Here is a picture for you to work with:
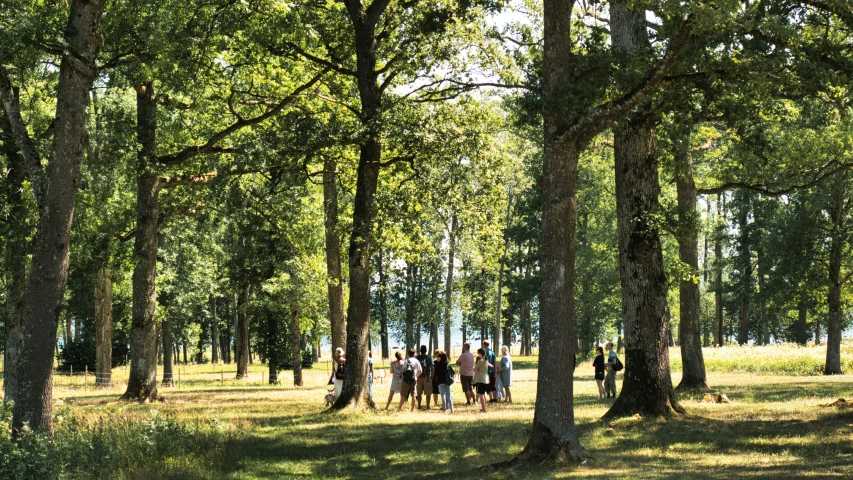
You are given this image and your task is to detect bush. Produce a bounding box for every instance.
[0,401,239,479]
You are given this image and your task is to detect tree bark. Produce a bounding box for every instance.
[604,1,684,420]
[267,308,278,384]
[443,215,457,354]
[161,319,174,387]
[674,134,707,389]
[94,265,113,387]
[290,306,303,386]
[1,113,28,402]
[323,155,347,353]
[211,296,219,363]
[196,314,207,364]
[236,284,252,379]
[122,83,161,402]
[825,186,844,374]
[11,0,107,433]
[377,249,389,359]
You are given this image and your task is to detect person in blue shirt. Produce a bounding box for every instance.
[605,341,618,398]
[482,340,497,402]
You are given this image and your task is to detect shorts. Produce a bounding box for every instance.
[432,378,440,395]
[401,380,415,401]
[476,383,489,395]
[488,373,496,392]
[416,375,431,398]
[460,375,474,392]
[595,371,605,381]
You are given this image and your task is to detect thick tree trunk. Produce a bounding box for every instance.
[377,249,390,359]
[11,0,107,433]
[211,296,219,363]
[323,155,347,353]
[94,265,113,387]
[825,189,844,374]
[443,215,457,354]
[291,307,303,386]
[1,116,27,402]
[604,2,683,420]
[236,284,252,379]
[674,136,706,390]
[512,0,584,461]
[715,195,724,347]
[122,83,161,402]
[161,319,174,387]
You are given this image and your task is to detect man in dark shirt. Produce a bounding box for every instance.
[482,340,497,402]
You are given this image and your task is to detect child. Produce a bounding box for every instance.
[593,346,606,399]
[473,348,492,413]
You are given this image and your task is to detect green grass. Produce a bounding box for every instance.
[669,341,853,375]
[2,348,853,479]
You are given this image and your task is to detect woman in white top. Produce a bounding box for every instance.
[385,351,406,410]
[333,348,345,399]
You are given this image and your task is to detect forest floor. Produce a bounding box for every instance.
[41,348,853,479]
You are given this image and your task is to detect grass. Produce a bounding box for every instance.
[2,346,853,479]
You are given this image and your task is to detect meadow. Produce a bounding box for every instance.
[2,344,853,479]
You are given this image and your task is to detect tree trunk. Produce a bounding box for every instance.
[674,136,707,390]
[267,308,278,384]
[443,215,457,354]
[9,0,106,433]
[323,155,347,353]
[737,201,751,346]
[825,187,844,374]
[236,284,252,379]
[196,315,207,364]
[405,264,416,350]
[94,265,113,387]
[795,302,808,346]
[0,115,27,402]
[291,307,303,386]
[232,290,239,366]
[122,83,160,402]
[377,249,390,359]
[603,2,684,420]
[715,194,725,347]
[161,319,174,387]
[211,296,219,363]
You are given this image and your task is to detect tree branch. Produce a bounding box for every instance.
[158,69,328,167]
[0,64,45,209]
[697,159,853,196]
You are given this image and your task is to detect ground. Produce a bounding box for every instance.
[14,344,845,480]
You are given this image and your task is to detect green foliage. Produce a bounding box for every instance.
[0,402,238,479]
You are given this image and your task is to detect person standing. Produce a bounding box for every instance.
[593,346,606,399]
[386,351,405,410]
[367,350,375,400]
[415,345,435,409]
[496,345,513,403]
[434,352,454,412]
[473,348,492,413]
[456,343,475,405]
[333,347,346,399]
[605,341,618,398]
[483,340,497,402]
[398,348,422,412]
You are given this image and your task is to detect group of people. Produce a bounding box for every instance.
[383,340,513,413]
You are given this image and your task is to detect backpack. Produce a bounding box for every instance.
[614,357,624,372]
[416,354,430,376]
[446,366,455,386]
[402,360,416,385]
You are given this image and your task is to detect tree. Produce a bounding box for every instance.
[0,0,108,433]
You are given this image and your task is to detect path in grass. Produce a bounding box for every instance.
[58,355,853,479]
